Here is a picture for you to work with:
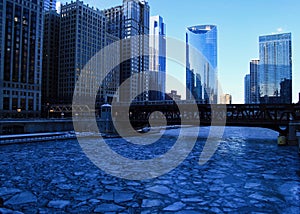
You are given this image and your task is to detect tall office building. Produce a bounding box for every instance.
[42,10,60,107]
[59,1,106,105]
[250,59,259,104]
[244,74,251,104]
[259,33,292,104]
[44,0,57,11]
[0,0,44,118]
[186,25,218,104]
[105,0,150,102]
[149,15,166,101]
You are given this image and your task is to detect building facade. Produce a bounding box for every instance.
[59,1,106,105]
[42,10,60,107]
[0,0,44,118]
[259,33,292,104]
[105,0,150,102]
[244,74,251,104]
[220,94,232,104]
[250,59,259,104]
[103,32,120,104]
[149,15,166,101]
[186,25,218,104]
[166,90,181,101]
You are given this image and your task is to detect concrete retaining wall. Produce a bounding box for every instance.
[0,120,74,135]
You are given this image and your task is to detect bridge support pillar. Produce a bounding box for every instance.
[297,132,300,155]
[288,122,299,146]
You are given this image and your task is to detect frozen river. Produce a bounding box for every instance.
[0,127,299,213]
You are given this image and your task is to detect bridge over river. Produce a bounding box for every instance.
[1,103,300,139]
[122,103,300,134]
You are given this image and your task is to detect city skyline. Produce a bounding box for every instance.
[59,0,300,104]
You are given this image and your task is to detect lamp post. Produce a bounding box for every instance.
[49,109,54,119]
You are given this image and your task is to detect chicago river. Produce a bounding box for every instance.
[0,127,299,213]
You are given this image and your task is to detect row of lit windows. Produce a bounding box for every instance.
[2,97,35,111]
[62,9,104,20]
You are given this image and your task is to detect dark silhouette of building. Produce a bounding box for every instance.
[42,10,60,107]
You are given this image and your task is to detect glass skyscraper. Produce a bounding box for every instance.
[186,25,218,104]
[244,74,251,104]
[149,15,166,101]
[250,59,260,104]
[259,33,292,104]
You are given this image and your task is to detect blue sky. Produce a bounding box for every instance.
[59,0,299,103]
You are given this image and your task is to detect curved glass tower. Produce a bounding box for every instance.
[186,25,218,104]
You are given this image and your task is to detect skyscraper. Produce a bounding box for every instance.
[250,59,259,104]
[259,33,292,104]
[104,32,121,103]
[244,74,251,104]
[59,1,106,105]
[0,0,44,118]
[105,0,150,102]
[44,0,57,11]
[186,25,218,104]
[42,10,60,107]
[149,15,166,101]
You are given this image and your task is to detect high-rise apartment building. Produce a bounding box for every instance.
[149,15,166,101]
[105,0,150,102]
[105,6,122,39]
[259,33,292,104]
[0,0,44,118]
[42,10,60,107]
[244,74,251,104]
[44,0,57,11]
[250,59,259,104]
[186,25,218,104]
[59,1,106,105]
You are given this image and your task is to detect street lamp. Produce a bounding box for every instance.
[49,109,54,119]
[16,108,22,119]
